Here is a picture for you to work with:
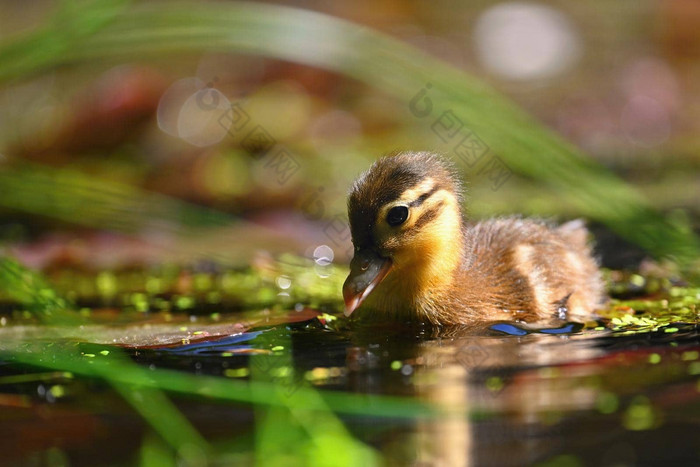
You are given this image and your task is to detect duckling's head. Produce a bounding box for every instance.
[343,151,465,318]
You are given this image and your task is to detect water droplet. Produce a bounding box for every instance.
[276,275,292,290]
[313,245,334,265]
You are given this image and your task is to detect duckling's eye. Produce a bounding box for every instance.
[386,206,409,227]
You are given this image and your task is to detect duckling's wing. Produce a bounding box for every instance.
[556,219,589,248]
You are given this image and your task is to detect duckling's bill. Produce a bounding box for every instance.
[342,249,392,316]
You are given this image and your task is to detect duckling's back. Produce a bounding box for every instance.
[456,217,605,323]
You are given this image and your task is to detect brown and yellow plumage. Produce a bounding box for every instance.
[342,151,605,325]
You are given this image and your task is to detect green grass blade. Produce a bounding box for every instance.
[0,255,211,460]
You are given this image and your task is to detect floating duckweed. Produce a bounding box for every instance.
[630,274,645,287]
[175,296,195,310]
[210,312,221,321]
[682,351,699,361]
[224,368,249,378]
[49,385,65,399]
[221,352,233,357]
[486,376,504,392]
[131,293,149,312]
[688,362,700,376]
[153,298,170,311]
[305,367,330,381]
[648,353,661,364]
[595,391,619,414]
[206,291,221,304]
[41,257,346,310]
[145,276,163,294]
[96,271,117,297]
[193,331,204,336]
[99,350,110,356]
[219,272,237,291]
[194,273,213,291]
[320,313,337,322]
[599,284,698,334]
[83,353,95,358]
[623,396,656,431]
[179,326,188,332]
[391,360,402,371]
[271,346,284,352]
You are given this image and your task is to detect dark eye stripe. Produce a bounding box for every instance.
[409,185,441,207]
[413,200,444,229]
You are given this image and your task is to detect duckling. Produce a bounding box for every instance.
[342,151,605,325]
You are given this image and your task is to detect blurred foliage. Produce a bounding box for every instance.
[0,256,75,320]
[0,255,395,464]
[0,0,698,269]
[0,253,346,319]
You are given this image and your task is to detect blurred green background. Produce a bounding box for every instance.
[0,0,698,274]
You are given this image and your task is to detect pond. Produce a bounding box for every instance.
[0,260,698,466]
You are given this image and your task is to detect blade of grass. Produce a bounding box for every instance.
[0,0,131,81]
[140,431,177,467]
[0,160,261,264]
[251,328,379,465]
[105,361,210,462]
[0,255,212,460]
[0,161,234,233]
[5,343,466,420]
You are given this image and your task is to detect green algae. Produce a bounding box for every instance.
[1,257,698,336]
[0,254,346,322]
[599,269,699,334]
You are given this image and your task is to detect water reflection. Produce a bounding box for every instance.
[330,322,698,465]
[1,308,698,465]
[120,314,699,465]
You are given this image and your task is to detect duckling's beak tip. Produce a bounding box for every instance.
[343,279,365,317]
[342,250,392,318]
